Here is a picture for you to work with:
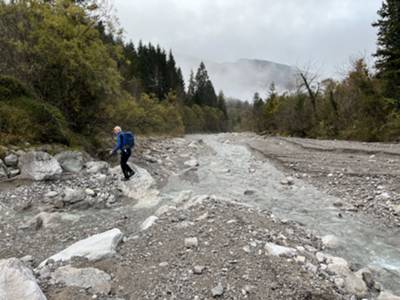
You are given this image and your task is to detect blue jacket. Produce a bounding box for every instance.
[112,132,124,155]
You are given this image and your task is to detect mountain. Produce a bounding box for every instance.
[176,55,299,101]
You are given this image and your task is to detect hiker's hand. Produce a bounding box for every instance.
[109,150,113,156]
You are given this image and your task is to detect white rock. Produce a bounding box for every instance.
[39,228,123,267]
[19,151,62,181]
[184,237,198,248]
[322,234,340,248]
[211,283,224,297]
[55,151,84,173]
[184,159,199,168]
[0,258,46,300]
[85,161,109,174]
[378,291,400,300]
[51,265,111,294]
[85,188,96,197]
[265,242,297,258]
[27,212,80,229]
[140,216,159,231]
[295,256,306,263]
[343,273,368,298]
[45,191,58,198]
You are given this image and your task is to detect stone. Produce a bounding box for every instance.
[45,191,59,198]
[355,268,374,289]
[322,234,340,248]
[295,256,306,263]
[211,282,224,297]
[115,165,159,207]
[194,266,205,274]
[184,159,199,168]
[264,242,297,258]
[378,291,400,300]
[140,216,159,231]
[85,161,110,174]
[184,237,199,248]
[4,154,18,167]
[63,187,86,204]
[159,262,169,268]
[0,159,9,179]
[39,228,123,267]
[55,151,85,173]
[0,258,46,300]
[281,176,295,185]
[343,273,368,298]
[19,151,62,181]
[27,212,80,229]
[85,188,96,197]
[8,168,20,177]
[334,277,345,288]
[51,265,111,294]
[325,255,350,276]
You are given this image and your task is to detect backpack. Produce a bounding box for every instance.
[122,131,135,149]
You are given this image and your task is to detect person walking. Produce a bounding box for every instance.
[110,126,135,180]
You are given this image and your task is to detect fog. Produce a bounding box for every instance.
[114,0,382,99]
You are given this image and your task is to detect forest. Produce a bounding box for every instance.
[1,0,399,150]
[237,0,400,142]
[0,0,228,151]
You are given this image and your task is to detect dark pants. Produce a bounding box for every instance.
[120,148,134,179]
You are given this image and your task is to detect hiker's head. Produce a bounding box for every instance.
[113,126,122,135]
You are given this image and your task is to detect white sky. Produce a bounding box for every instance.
[113,0,382,78]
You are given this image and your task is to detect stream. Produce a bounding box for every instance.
[162,134,400,294]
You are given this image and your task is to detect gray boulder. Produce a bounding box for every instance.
[0,159,9,179]
[4,154,18,167]
[63,187,86,204]
[0,258,46,300]
[19,151,62,181]
[85,161,109,174]
[55,151,84,173]
[51,265,111,294]
[39,228,123,267]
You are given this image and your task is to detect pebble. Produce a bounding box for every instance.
[211,282,224,297]
[184,237,198,248]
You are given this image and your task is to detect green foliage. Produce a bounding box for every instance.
[0,96,71,145]
[242,59,395,142]
[0,76,30,99]
[0,0,228,151]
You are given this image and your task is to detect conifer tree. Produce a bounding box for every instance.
[373,0,400,104]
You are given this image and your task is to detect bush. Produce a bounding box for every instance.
[0,76,30,99]
[0,97,71,145]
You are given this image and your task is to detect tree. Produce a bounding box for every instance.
[192,62,218,107]
[217,90,228,119]
[373,0,400,105]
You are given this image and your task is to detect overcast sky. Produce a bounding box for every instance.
[113,0,382,78]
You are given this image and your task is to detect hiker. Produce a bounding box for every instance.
[110,126,135,180]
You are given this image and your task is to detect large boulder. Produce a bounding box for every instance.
[4,154,18,167]
[55,151,84,173]
[39,228,123,268]
[51,265,111,294]
[19,151,62,181]
[378,291,400,300]
[0,258,46,300]
[116,165,155,199]
[85,161,109,174]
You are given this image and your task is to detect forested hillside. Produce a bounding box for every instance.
[238,0,400,142]
[0,0,228,151]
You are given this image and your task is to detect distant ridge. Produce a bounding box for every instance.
[177,55,298,101]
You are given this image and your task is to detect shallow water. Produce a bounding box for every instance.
[163,134,400,294]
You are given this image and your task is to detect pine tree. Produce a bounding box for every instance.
[373,0,400,104]
[193,62,218,107]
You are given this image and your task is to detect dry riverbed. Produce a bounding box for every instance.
[0,134,399,299]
